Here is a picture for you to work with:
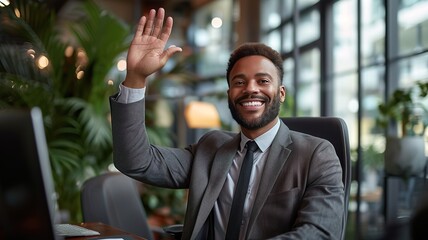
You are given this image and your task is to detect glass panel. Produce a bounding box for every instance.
[297,48,320,116]
[260,0,281,30]
[281,0,294,19]
[297,10,320,46]
[361,0,385,66]
[298,0,319,9]
[283,58,295,90]
[282,57,295,117]
[423,19,428,49]
[333,73,358,148]
[333,0,358,73]
[360,65,386,239]
[398,0,428,55]
[282,23,293,52]
[334,67,386,240]
[264,31,281,52]
[192,0,232,77]
[398,51,428,87]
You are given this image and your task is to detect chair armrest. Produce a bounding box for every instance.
[163,224,183,240]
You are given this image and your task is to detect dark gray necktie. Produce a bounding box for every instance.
[225,141,258,240]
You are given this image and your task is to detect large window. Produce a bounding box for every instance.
[261,0,321,117]
[260,0,428,239]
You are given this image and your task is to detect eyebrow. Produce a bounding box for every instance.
[231,72,273,81]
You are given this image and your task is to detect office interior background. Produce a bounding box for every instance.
[1,0,428,239]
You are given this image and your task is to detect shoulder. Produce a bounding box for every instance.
[198,129,236,144]
[287,129,335,154]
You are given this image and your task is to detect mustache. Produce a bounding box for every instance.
[235,94,269,103]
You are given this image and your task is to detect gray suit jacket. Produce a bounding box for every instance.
[110,97,344,240]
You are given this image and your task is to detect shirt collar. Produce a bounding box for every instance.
[239,118,281,153]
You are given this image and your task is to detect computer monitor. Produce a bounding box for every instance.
[0,107,60,240]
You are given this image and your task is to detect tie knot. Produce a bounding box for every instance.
[246,141,258,153]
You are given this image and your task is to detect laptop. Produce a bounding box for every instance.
[0,108,99,239]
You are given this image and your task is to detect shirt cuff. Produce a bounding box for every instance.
[116,83,146,104]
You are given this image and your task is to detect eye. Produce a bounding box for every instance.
[258,78,271,84]
[232,79,245,86]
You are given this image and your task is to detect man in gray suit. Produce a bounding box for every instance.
[110,8,344,240]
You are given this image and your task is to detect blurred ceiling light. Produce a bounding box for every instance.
[36,55,49,69]
[14,8,20,18]
[185,101,221,129]
[117,59,126,71]
[211,17,223,28]
[0,0,10,7]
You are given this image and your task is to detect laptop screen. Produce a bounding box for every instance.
[0,108,60,240]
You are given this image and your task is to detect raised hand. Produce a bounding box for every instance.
[123,8,182,88]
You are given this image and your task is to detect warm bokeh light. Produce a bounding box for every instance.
[14,8,20,18]
[77,49,86,58]
[36,55,49,69]
[76,70,84,79]
[65,46,74,57]
[76,48,88,66]
[211,17,223,28]
[116,59,126,71]
[185,101,221,129]
[27,49,35,59]
[0,0,10,7]
[107,80,114,85]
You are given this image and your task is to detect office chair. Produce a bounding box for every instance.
[164,117,351,239]
[281,117,351,240]
[81,171,156,240]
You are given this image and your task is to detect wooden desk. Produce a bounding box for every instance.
[67,222,147,240]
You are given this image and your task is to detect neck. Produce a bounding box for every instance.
[240,117,279,139]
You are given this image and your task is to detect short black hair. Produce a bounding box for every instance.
[226,43,284,86]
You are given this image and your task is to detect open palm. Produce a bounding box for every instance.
[126,8,182,81]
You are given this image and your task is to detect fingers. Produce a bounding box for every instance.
[134,16,146,38]
[136,8,166,38]
[133,8,175,46]
[160,45,183,64]
[151,8,165,38]
[143,9,156,35]
[159,16,173,42]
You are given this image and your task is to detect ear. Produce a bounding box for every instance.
[279,85,286,102]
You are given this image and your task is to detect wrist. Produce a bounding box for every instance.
[122,72,147,89]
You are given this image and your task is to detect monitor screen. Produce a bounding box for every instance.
[0,108,59,240]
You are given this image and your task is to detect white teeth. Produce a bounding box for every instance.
[242,101,262,107]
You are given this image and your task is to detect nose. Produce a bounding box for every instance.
[244,80,260,94]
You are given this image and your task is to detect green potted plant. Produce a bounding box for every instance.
[377,81,428,177]
[1,0,191,224]
[0,0,130,222]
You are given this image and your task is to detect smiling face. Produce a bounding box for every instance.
[228,55,286,137]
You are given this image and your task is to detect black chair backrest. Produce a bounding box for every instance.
[81,172,154,240]
[281,117,351,240]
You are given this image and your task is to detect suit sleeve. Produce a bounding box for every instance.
[109,95,194,188]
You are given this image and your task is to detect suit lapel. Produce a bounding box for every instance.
[190,134,241,239]
[246,122,293,235]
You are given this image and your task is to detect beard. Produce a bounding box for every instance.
[228,91,281,130]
